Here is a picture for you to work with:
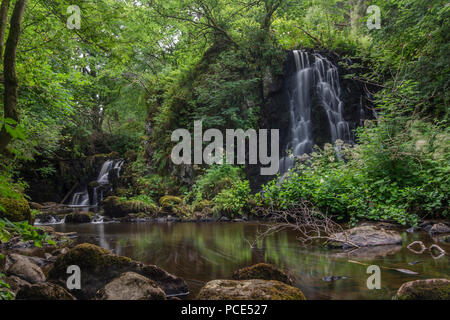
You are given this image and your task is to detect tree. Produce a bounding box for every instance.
[0,0,27,155]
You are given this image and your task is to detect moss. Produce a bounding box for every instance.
[232,263,293,285]
[395,279,450,300]
[196,279,306,300]
[0,197,31,222]
[159,196,182,207]
[124,150,137,162]
[65,212,93,224]
[103,196,156,217]
[88,181,100,189]
[49,243,133,278]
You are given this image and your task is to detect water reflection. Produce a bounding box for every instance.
[54,222,450,300]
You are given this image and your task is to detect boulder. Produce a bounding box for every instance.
[95,272,166,300]
[330,225,402,248]
[16,282,76,300]
[65,212,93,224]
[394,279,450,300]
[5,254,46,284]
[48,243,188,299]
[0,197,31,222]
[197,279,305,300]
[232,263,293,285]
[429,223,450,235]
[103,196,156,218]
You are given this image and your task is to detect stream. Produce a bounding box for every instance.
[53,222,450,300]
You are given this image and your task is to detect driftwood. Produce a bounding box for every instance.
[249,201,360,248]
[407,240,446,259]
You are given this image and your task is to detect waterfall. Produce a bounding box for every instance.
[97,160,115,185]
[279,50,351,175]
[70,191,90,207]
[69,159,124,207]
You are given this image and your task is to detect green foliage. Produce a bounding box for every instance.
[263,117,449,226]
[0,272,14,301]
[0,218,56,248]
[213,179,252,217]
[192,165,244,201]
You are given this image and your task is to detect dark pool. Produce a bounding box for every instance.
[53,222,450,299]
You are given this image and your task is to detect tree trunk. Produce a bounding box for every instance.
[0,0,10,62]
[0,0,26,155]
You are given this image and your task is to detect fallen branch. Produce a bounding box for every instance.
[250,202,360,248]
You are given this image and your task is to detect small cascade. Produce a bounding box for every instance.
[97,160,115,185]
[279,50,352,176]
[70,191,90,207]
[68,159,124,209]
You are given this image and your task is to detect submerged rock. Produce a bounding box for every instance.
[16,282,75,300]
[65,212,93,224]
[394,279,450,300]
[95,272,166,300]
[48,243,188,299]
[5,254,46,284]
[429,223,450,235]
[232,263,293,285]
[196,279,306,300]
[330,225,402,248]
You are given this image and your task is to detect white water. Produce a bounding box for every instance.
[279,50,351,175]
[69,159,124,207]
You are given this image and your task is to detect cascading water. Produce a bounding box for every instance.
[279,50,351,176]
[70,191,90,207]
[69,159,124,207]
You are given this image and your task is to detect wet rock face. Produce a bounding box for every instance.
[249,50,375,191]
[95,272,166,300]
[330,225,403,248]
[232,263,293,285]
[16,282,76,300]
[48,243,188,300]
[394,279,450,300]
[196,279,306,300]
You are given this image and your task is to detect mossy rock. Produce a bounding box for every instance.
[193,200,214,213]
[0,197,32,223]
[64,212,93,224]
[159,196,183,214]
[88,181,100,189]
[16,282,76,300]
[159,196,182,207]
[103,196,156,218]
[196,279,306,300]
[232,263,293,285]
[48,243,188,299]
[107,151,120,159]
[394,279,450,300]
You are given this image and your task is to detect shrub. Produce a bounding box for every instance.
[192,165,244,201]
[213,179,251,217]
[263,118,449,226]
